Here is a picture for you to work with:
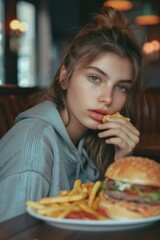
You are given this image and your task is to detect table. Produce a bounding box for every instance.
[0,213,160,240]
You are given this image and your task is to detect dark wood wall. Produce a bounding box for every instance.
[4,0,17,84]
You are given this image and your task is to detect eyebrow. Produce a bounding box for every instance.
[86,66,133,84]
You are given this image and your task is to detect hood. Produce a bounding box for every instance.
[16,100,69,142]
[16,100,100,182]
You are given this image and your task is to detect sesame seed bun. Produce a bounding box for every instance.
[105,156,160,187]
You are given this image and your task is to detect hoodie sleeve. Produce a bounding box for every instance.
[0,171,50,222]
[0,118,55,222]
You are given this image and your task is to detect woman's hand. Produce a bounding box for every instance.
[97,115,140,160]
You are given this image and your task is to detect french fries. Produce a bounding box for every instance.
[102,113,130,123]
[88,181,101,208]
[39,192,87,204]
[26,180,109,221]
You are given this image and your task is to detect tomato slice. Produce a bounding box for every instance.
[124,189,139,196]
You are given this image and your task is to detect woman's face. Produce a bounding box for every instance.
[61,52,133,137]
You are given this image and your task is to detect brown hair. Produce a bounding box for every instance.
[32,6,142,178]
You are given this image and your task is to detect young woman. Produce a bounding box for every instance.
[0,6,142,222]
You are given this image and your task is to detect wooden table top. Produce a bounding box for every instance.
[0,213,160,240]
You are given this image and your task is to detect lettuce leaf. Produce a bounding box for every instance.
[140,192,160,200]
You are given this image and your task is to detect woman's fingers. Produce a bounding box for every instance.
[97,117,140,160]
[98,116,139,137]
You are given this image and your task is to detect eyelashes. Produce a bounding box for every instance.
[88,75,101,83]
[116,85,129,92]
[88,74,131,93]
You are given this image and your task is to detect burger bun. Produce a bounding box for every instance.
[105,156,160,187]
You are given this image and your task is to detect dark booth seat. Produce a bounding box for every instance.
[133,88,160,162]
[0,84,39,138]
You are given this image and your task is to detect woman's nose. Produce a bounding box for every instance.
[99,88,113,105]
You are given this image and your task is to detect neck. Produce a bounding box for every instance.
[59,108,87,145]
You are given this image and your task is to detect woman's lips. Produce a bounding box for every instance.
[88,110,109,122]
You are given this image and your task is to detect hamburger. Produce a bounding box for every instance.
[99,156,160,220]
[102,112,130,123]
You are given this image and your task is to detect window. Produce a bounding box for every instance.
[17,1,36,87]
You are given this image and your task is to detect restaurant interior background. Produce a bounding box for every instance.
[0,0,160,88]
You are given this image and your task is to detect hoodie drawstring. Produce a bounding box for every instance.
[75,139,100,181]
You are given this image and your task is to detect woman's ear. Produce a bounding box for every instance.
[60,66,68,90]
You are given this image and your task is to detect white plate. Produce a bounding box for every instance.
[27,206,160,232]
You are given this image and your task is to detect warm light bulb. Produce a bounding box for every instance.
[143,42,154,54]
[104,0,133,11]
[19,22,28,32]
[10,19,21,31]
[10,19,27,33]
[135,15,160,25]
[151,40,160,51]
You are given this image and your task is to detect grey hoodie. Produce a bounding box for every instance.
[0,100,100,222]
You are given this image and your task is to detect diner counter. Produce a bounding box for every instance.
[0,213,160,240]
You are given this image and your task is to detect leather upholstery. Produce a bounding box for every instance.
[134,88,160,157]
[0,85,38,138]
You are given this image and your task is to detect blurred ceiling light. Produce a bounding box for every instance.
[135,15,159,25]
[151,40,160,51]
[143,42,154,54]
[135,2,160,25]
[9,19,27,53]
[143,40,160,54]
[10,19,21,31]
[9,19,27,33]
[104,0,133,11]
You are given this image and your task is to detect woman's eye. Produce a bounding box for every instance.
[89,75,100,82]
[117,85,128,92]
